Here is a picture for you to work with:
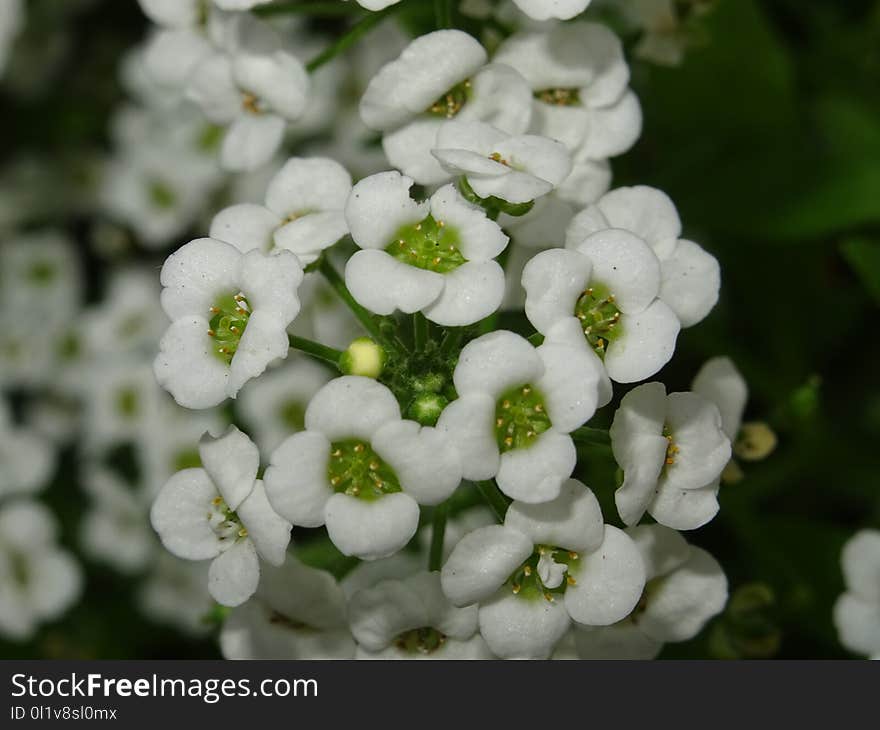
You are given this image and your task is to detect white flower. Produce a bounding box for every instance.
[0,396,56,499]
[438,330,608,503]
[620,0,710,67]
[187,19,310,171]
[350,570,493,659]
[137,553,213,636]
[523,231,680,383]
[0,500,82,641]
[344,172,509,326]
[352,0,402,10]
[610,382,731,530]
[80,467,155,574]
[441,479,646,658]
[511,0,592,22]
[237,356,333,454]
[154,237,304,409]
[834,529,880,658]
[150,426,292,606]
[360,30,532,184]
[221,556,355,659]
[567,186,721,327]
[210,157,352,265]
[691,357,747,442]
[574,525,727,658]
[265,376,462,560]
[432,121,572,204]
[494,23,641,159]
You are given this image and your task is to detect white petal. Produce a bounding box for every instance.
[233,51,309,120]
[227,310,292,397]
[660,239,720,327]
[372,420,462,506]
[345,172,428,251]
[479,590,570,659]
[462,62,533,135]
[691,357,748,441]
[565,525,646,626]
[494,134,572,188]
[305,376,400,443]
[160,237,242,320]
[574,229,661,314]
[209,204,279,253]
[505,478,604,553]
[423,260,505,327]
[453,330,543,399]
[572,623,662,660]
[834,594,880,657]
[649,481,721,531]
[536,337,604,432]
[265,156,352,217]
[469,169,553,204]
[150,469,221,561]
[348,578,430,651]
[664,392,731,490]
[841,530,880,603]
[627,524,691,580]
[199,426,259,510]
[26,549,82,621]
[187,54,240,124]
[640,547,727,642]
[154,316,230,409]
[590,186,682,259]
[435,394,500,481]
[236,480,291,566]
[604,300,680,383]
[239,247,303,318]
[522,248,591,334]
[221,114,286,172]
[264,431,332,528]
[345,249,444,316]
[581,89,643,159]
[359,30,487,131]
[543,317,613,408]
[429,183,509,261]
[382,118,451,186]
[273,212,348,265]
[441,525,533,606]
[496,430,576,504]
[209,538,260,606]
[325,492,420,560]
[555,155,612,207]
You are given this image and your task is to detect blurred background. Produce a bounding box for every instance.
[0,0,878,658]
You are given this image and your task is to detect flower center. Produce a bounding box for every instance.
[116,386,140,418]
[507,545,580,602]
[535,87,581,106]
[278,400,306,431]
[148,179,176,210]
[495,384,552,452]
[663,425,680,467]
[208,496,248,545]
[208,292,251,366]
[28,260,57,285]
[488,151,511,167]
[327,440,401,501]
[574,283,622,358]
[394,626,447,655]
[386,215,467,274]
[241,92,265,115]
[427,79,472,118]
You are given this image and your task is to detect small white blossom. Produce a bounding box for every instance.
[344,172,509,326]
[150,426,292,606]
[0,500,82,641]
[360,30,532,184]
[610,382,731,530]
[350,570,494,659]
[154,237,303,408]
[265,376,462,560]
[438,330,609,503]
[523,231,680,383]
[432,120,572,204]
[511,0,592,22]
[210,156,352,265]
[221,556,355,659]
[574,525,727,658]
[566,186,721,327]
[834,529,880,658]
[441,479,646,658]
[0,396,56,500]
[137,553,213,636]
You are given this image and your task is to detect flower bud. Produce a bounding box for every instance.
[339,337,386,379]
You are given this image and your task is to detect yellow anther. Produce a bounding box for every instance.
[496,418,505,427]
[331,449,342,458]
[330,476,341,486]
[534,404,543,413]
[502,400,511,409]
[521,386,531,395]
[207,329,215,337]
[512,583,521,594]
[566,575,577,586]
[568,551,579,560]
[369,461,379,471]
[210,306,220,314]
[212,497,223,506]
[238,528,248,538]
[437,220,445,227]
[354,443,365,453]
[543,592,554,602]
[523,566,532,577]
[504,437,513,447]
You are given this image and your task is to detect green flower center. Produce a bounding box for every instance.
[327,440,401,501]
[574,284,623,358]
[11,552,29,587]
[278,400,306,431]
[495,384,552,452]
[148,179,176,210]
[116,387,139,418]
[208,292,251,366]
[507,545,580,602]
[209,496,248,543]
[385,215,467,274]
[28,260,57,285]
[427,79,472,118]
[535,87,581,106]
[394,626,447,655]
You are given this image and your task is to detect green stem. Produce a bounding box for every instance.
[439,328,464,357]
[413,312,428,352]
[255,1,364,18]
[305,4,401,72]
[288,335,343,367]
[570,426,612,446]
[475,480,509,523]
[428,502,449,571]
[434,0,452,28]
[527,332,544,346]
[317,256,386,344]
